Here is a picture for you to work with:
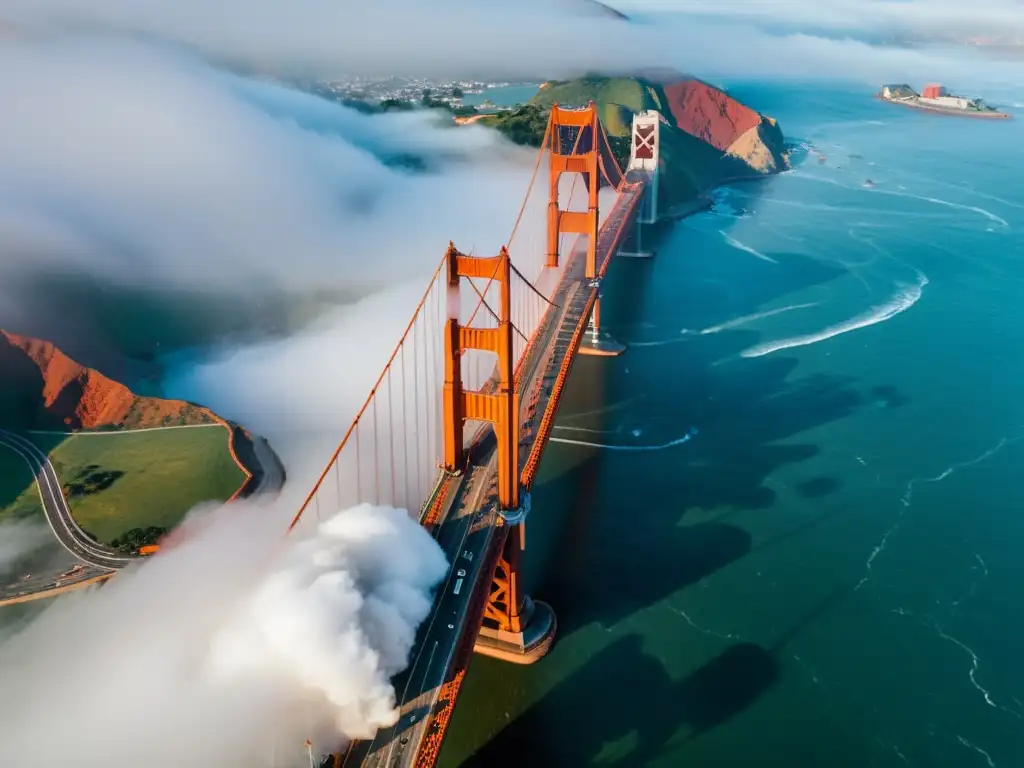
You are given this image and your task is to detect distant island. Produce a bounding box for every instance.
[878,83,1011,120]
[0,329,282,604]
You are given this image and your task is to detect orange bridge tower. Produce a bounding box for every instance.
[547,101,627,357]
[441,243,556,665]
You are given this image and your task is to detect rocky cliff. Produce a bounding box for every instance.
[0,330,217,431]
[659,78,788,173]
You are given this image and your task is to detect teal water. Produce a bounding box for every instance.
[440,82,1024,767]
[461,84,539,108]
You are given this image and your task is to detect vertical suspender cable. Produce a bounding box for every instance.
[387,368,396,507]
[355,419,362,503]
[401,343,410,511]
[413,318,422,503]
[372,395,380,506]
[426,280,436,474]
[334,457,340,508]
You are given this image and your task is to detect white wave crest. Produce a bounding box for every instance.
[740,274,928,358]
[700,302,819,335]
[719,230,778,263]
[629,302,819,347]
[551,427,698,452]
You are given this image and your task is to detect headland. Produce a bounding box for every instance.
[471,72,791,219]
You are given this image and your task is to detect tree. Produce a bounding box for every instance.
[486,104,551,148]
[451,87,464,98]
[111,526,168,554]
[380,98,414,112]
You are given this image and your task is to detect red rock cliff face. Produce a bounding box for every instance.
[0,330,215,430]
[661,79,763,152]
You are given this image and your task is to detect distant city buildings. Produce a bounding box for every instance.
[311,77,523,108]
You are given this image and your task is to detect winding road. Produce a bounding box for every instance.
[0,429,129,571]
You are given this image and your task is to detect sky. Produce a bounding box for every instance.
[604,0,1024,92]
[609,0,1024,42]
[0,0,658,80]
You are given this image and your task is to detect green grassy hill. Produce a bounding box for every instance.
[531,77,663,135]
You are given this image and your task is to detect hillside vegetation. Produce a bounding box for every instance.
[41,428,246,544]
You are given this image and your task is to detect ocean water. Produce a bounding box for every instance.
[440,81,1024,767]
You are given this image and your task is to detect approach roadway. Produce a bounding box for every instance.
[0,429,130,571]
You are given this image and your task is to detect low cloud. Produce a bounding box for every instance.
[613,0,1024,43]
[1,0,658,80]
[0,36,540,299]
[0,520,50,577]
[0,500,449,767]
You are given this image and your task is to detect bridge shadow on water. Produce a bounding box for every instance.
[460,635,779,767]
[455,583,853,767]
[508,233,909,636]
[532,247,884,638]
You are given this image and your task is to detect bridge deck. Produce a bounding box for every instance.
[342,181,643,768]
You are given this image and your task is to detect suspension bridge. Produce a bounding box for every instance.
[289,102,665,768]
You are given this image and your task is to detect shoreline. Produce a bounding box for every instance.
[661,163,788,224]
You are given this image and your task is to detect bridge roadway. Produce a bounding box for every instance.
[342,178,645,768]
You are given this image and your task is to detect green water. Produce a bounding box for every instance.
[440,82,1024,767]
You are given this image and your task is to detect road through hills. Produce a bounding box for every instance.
[0,429,130,571]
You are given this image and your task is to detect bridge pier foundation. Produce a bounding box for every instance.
[578,294,626,357]
[474,595,557,665]
[474,520,556,664]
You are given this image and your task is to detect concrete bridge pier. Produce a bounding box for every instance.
[578,289,627,357]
